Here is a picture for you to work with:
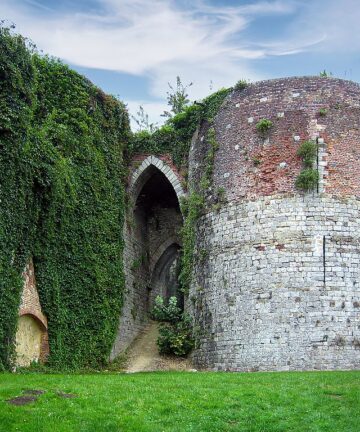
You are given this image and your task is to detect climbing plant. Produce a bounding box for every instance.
[178,124,221,294]
[179,192,205,293]
[0,26,130,370]
[0,25,37,370]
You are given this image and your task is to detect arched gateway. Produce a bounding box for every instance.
[111,155,185,358]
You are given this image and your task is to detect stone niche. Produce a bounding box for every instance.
[15,259,49,367]
[15,315,44,367]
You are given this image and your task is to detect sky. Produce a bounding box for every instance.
[1,0,360,128]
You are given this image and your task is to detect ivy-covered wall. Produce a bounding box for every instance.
[0,27,130,370]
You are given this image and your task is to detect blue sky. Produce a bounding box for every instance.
[1,0,360,127]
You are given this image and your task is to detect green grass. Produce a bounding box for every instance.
[0,371,359,431]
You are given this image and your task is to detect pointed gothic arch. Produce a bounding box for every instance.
[130,155,185,204]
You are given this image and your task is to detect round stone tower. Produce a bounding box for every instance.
[189,77,360,371]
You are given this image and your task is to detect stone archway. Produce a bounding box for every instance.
[131,161,184,312]
[130,155,185,203]
[112,155,185,357]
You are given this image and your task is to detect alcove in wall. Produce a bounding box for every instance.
[15,314,48,367]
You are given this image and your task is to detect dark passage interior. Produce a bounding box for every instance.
[133,166,183,310]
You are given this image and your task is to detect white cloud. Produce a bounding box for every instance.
[289,0,360,53]
[1,0,358,124]
[0,1,292,79]
[2,0,232,73]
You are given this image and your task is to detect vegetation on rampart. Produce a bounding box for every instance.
[0,26,130,370]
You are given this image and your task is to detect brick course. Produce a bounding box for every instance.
[190,77,360,202]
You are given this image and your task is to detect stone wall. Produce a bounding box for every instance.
[111,216,150,358]
[190,195,360,371]
[112,206,183,358]
[147,207,182,306]
[189,77,360,371]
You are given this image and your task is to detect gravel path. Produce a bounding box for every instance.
[125,321,193,373]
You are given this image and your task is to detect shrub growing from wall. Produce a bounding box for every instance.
[129,88,231,169]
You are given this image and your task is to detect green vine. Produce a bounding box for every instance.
[199,127,220,190]
[0,26,36,370]
[179,192,204,293]
[179,125,220,293]
[0,26,130,370]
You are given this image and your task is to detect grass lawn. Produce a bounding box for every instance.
[0,370,359,431]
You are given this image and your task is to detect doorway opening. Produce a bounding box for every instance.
[133,165,183,311]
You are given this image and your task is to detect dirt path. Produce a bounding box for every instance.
[125,321,193,373]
